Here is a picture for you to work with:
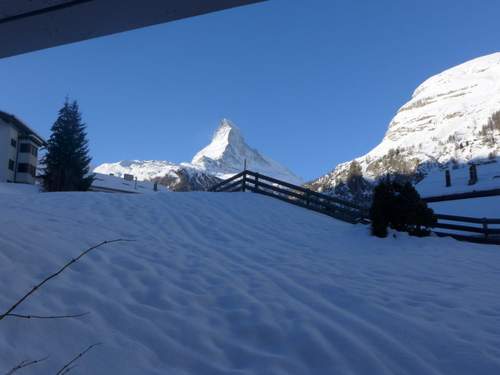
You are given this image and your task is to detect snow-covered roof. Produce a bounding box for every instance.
[0,110,47,146]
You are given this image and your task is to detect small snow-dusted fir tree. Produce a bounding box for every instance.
[42,99,94,192]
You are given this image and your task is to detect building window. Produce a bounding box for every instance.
[31,147,38,157]
[11,139,17,148]
[8,159,14,171]
[19,143,31,153]
[17,163,29,173]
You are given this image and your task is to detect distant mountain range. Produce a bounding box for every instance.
[308,52,500,201]
[96,53,500,198]
[94,119,302,191]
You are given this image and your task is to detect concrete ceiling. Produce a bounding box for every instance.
[0,0,265,59]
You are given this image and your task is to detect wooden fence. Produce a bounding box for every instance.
[209,170,368,224]
[210,170,500,245]
[432,214,500,245]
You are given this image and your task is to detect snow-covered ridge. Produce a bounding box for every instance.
[311,52,500,197]
[95,119,302,188]
[192,119,302,184]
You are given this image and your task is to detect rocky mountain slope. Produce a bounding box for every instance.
[309,52,500,201]
[94,119,301,191]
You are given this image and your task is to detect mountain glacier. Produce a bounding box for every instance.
[309,52,500,198]
[94,119,302,190]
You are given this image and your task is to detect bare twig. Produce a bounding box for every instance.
[0,239,133,321]
[5,312,89,320]
[5,356,49,375]
[55,343,101,375]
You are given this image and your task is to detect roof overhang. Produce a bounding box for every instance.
[0,111,47,146]
[0,0,265,59]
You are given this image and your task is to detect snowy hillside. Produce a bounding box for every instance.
[1,190,500,374]
[94,119,302,189]
[311,52,500,198]
[415,160,500,197]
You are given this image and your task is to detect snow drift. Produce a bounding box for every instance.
[1,189,500,374]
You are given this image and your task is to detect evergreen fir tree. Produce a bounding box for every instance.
[42,99,94,192]
[370,179,436,238]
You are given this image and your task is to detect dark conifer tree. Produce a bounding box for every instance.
[370,179,436,238]
[42,99,94,192]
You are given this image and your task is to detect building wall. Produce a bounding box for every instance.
[0,120,19,182]
[15,138,39,184]
[0,119,41,184]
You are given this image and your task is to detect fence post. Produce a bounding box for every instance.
[483,218,489,239]
[255,172,259,192]
[305,190,310,206]
[445,170,451,187]
[242,171,246,192]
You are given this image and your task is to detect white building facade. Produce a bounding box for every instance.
[0,111,46,184]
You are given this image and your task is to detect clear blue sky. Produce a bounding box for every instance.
[1,0,499,180]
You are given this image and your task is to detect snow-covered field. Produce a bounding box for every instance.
[429,196,500,218]
[91,172,170,193]
[417,161,500,198]
[1,190,500,374]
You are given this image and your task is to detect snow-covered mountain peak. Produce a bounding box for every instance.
[191,119,303,184]
[192,118,245,164]
[309,52,500,200]
[94,119,303,189]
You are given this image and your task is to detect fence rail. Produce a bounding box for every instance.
[423,188,500,203]
[432,214,500,245]
[210,170,368,224]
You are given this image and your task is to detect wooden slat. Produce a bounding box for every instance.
[247,186,359,224]
[435,214,500,224]
[423,188,500,203]
[216,178,244,192]
[432,222,485,234]
[245,171,363,210]
[247,180,364,217]
[209,171,244,191]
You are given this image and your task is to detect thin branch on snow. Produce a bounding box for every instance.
[4,356,49,375]
[4,312,90,320]
[0,239,134,322]
[55,343,101,375]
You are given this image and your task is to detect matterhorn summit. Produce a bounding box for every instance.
[94,118,302,190]
[192,119,302,184]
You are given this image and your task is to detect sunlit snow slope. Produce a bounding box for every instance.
[313,52,500,194]
[1,191,500,374]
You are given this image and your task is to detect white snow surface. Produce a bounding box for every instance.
[429,196,500,218]
[94,160,186,181]
[416,160,500,197]
[94,119,302,185]
[91,172,170,193]
[1,191,500,374]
